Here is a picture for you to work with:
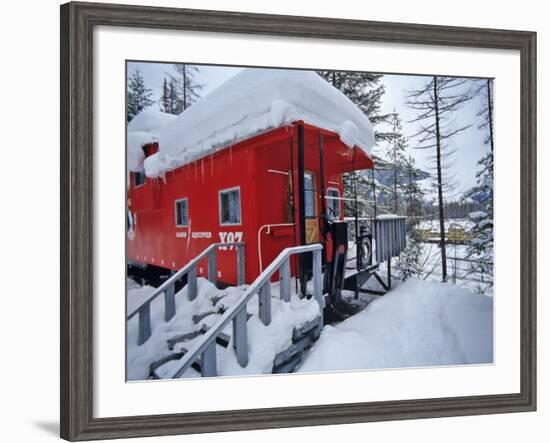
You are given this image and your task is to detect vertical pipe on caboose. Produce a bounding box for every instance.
[297,124,306,247]
[297,124,307,296]
[318,133,327,265]
[288,133,299,296]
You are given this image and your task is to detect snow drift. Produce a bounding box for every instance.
[298,278,493,373]
[143,68,376,177]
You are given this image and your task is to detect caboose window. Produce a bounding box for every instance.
[175,198,189,227]
[304,173,315,218]
[219,187,241,225]
[327,188,341,218]
[134,170,146,187]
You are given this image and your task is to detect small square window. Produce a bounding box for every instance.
[327,188,341,218]
[175,199,189,227]
[134,171,146,187]
[219,188,241,225]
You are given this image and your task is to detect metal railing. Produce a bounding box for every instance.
[165,243,324,379]
[374,216,407,263]
[127,242,245,346]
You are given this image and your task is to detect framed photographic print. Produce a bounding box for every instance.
[60,1,537,441]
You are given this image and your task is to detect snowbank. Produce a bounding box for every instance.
[127,108,177,172]
[298,278,493,373]
[144,68,375,177]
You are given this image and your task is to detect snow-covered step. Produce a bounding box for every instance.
[273,315,322,373]
[292,316,323,342]
[167,328,204,351]
[151,331,232,379]
[192,308,223,325]
[154,314,323,378]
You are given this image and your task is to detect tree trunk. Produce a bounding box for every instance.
[433,76,448,282]
[393,166,398,213]
[408,168,413,216]
[487,80,494,153]
[183,65,188,111]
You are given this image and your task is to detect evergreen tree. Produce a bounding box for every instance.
[167,64,203,114]
[403,156,424,218]
[127,69,154,122]
[475,79,495,151]
[396,156,425,280]
[384,111,408,213]
[159,77,181,115]
[317,71,398,221]
[317,70,389,139]
[396,226,424,280]
[465,79,494,293]
[406,76,473,282]
[159,77,171,114]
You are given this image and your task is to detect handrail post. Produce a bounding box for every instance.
[313,248,324,310]
[258,283,272,326]
[208,248,217,284]
[188,264,198,301]
[232,308,248,367]
[164,285,176,322]
[279,258,291,302]
[201,341,217,377]
[237,243,246,286]
[137,304,152,345]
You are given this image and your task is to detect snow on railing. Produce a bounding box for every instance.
[166,243,324,379]
[127,242,245,345]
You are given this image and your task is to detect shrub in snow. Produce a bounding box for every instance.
[396,221,423,280]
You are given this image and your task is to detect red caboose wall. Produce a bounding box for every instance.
[127,122,373,286]
[128,136,259,285]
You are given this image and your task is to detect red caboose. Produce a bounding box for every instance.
[127,68,375,288]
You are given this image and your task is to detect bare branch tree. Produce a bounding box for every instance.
[406,76,473,282]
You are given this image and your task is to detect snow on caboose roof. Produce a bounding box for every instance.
[127,109,177,172]
[143,68,375,178]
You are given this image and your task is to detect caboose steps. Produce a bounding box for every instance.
[127,243,326,379]
[163,244,325,379]
[151,315,323,379]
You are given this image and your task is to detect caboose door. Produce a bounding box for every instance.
[303,171,320,244]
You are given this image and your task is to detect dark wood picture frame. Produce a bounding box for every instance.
[60,1,537,441]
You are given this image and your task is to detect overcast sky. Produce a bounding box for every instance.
[128,62,490,195]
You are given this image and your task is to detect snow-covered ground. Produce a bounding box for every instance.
[298,278,493,373]
[127,273,493,379]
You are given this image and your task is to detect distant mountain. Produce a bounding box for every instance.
[364,155,430,211]
[372,155,430,185]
